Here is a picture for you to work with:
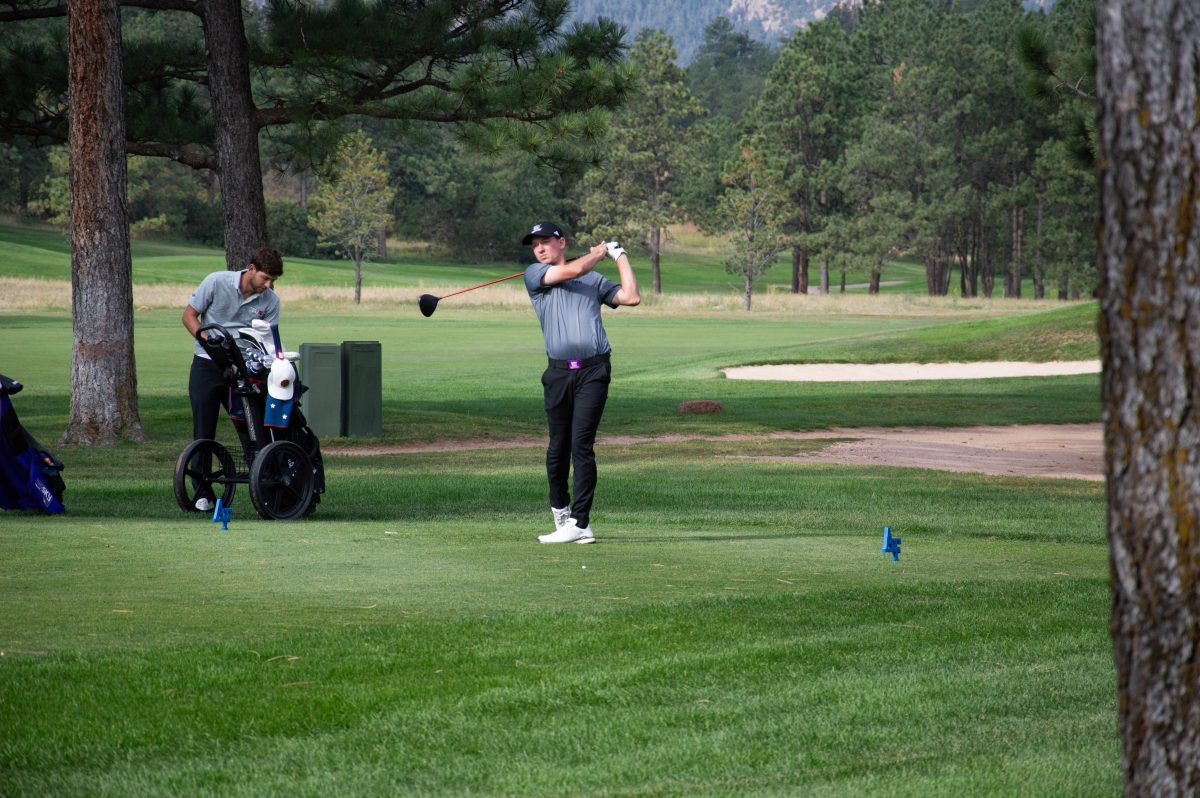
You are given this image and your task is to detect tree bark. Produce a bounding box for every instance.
[63,0,146,445]
[353,249,363,305]
[649,225,662,294]
[1097,1,1200,795]
[1007,204,1023,298]
[819,257,829,294]
[981,241,994,298]
[1033,195,1045,299]
[200,0,268,269]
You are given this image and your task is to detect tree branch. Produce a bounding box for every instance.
[0,0,196,20]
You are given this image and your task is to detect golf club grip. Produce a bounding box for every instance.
[440,271,524,299]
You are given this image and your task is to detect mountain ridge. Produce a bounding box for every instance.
[570,0,1058,63]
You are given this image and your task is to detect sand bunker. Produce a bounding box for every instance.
[724,360,1101,382]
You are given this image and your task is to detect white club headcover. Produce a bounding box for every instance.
[267,357,296,401]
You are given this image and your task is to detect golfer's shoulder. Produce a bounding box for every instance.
[525,261,550,285]
[201,269,238,288]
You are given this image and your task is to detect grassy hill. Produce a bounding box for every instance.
[0,222,1056,299]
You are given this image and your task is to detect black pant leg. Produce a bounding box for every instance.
[188,356,227,501]
[542,366,573,510]
[567,362,610,528]
[189,356,227,440]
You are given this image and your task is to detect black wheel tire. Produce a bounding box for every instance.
[248,440,314,520]
[174,439,237,512]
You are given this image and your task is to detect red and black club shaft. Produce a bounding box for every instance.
[418,271,524,317]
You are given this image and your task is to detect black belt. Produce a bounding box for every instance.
[547,351,610,370]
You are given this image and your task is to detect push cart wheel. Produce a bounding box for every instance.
[174,439,237,512]
[249,440,314,520]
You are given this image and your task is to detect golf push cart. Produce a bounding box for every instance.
[173,320,325,520]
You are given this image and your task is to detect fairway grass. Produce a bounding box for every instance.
[0,226,1115,795]
[2,450,1114,797]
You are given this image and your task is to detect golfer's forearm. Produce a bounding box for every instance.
[182,307,201,337]
[577,249,607,273]
[615,256,640,306]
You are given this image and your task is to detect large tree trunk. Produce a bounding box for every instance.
[62,0,146,446]
[819,257,829,294]
[1097,1,1200,795]
[201,0,268,269]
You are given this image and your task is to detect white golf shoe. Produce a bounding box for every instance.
[552,506,571,531]
[538,519,595,544]
[195,497,213,513]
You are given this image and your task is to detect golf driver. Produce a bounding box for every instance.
[418,271,524,317]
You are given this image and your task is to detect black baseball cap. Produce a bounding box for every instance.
[522,220,565,245]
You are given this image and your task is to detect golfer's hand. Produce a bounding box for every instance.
[589,242,609,260]
[605,241,627,261]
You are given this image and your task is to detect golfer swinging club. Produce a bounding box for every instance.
[522,220,640,544]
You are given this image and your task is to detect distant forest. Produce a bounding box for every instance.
[568,0,815,61]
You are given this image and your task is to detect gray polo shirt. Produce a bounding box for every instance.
[188,269,280,358]
[524,262,620,360]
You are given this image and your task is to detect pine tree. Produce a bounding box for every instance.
[62,0,145,445]
[579,28,701,293]
[1097,0,1200,790]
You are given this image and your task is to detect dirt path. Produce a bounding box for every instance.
[336,423,1105,482]
[735,424,1104,481]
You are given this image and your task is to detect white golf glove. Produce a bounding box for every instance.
[605,241,626,261]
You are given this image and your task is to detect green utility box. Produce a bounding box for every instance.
[298,343,343,438]
[341,340,382,438]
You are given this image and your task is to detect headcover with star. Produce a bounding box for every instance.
[264,395,294,428]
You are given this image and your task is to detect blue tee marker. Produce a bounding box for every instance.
[212,498,232,531]
[882,527,901,561]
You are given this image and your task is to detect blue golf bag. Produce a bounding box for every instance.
[0,374,66,514]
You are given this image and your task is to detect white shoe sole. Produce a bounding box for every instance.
[537,533,596,544]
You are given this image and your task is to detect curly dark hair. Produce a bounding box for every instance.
[250,247,283,277]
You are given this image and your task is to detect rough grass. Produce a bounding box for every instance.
[1,274,1093,321]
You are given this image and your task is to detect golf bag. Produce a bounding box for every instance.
[178,321,325,519]
[0,374,66,514]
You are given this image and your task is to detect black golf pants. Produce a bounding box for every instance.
[187,356,253,498]
[189,356,227,442]
[542,358,611,529]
